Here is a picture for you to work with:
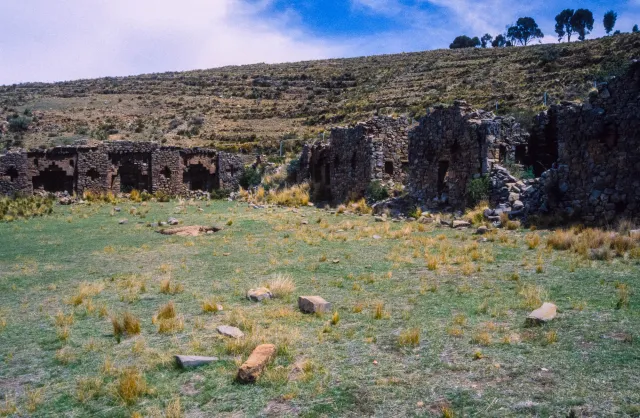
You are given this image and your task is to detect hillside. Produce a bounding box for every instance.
[1,34,639,153]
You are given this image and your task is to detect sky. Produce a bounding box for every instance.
[1,0,639,85]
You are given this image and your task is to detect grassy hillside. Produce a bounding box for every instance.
[1,34,639,152]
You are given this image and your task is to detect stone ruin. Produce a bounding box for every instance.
[0,141,244,196]
[298,117,412,203]
[300,59,640,224]
[407,101,528,208]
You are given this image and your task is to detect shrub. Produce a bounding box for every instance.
[0,196,54,222]
[117,367,147,404]
[366,181,389,202]
[466,176,490,207]
[398,328,420,347]
[239,166,262,189]
[8,116,32,132]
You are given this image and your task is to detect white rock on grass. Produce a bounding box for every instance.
[217,325,244,339]
[526,303,557,326]
[247,287,273,302]
[175,355,218,368]
[298,296,332,314]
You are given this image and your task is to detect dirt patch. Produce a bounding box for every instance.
[158,225,223,237]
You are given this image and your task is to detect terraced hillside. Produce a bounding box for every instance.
[1,34,639,152]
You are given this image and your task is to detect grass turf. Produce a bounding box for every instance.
[0,200,639,417]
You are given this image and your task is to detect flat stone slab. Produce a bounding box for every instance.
[247,287,273,302]
[237,344,276,383]
[298,296,332,314]
[217,325,244,339]
[158,225,223,237]
[175,355,219,368]
[526,303,557,326]
[452,220,471,228]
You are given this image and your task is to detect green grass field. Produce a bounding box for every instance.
[0,200,639,417]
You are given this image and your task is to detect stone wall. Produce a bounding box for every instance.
[306,117,411,203]
[524,60,640,223]
[0,151,30,195]
[0,142,245,197]
[408,101,528,209]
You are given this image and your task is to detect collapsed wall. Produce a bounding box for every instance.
[305,117,411,203]
[524,60,640,223]
[408,101,528,209]
[0,142,244,197]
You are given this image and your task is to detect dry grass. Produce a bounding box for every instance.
[159,278,184,295]
[154,301,176,321]
[398,328,420,347]
[69,281,105,306]
[330,311,340,325]
[201,297,222,313]
[525,233,541,249]
[165,397,182,418]
[25,386,45,413]
[111,311,141,342]
[373,302,389,320]
[547,230,575,250]
[518,283,548,310]
[117,367,148,405]
[465,201,489,226]
[264,274,296,298]
[616,283,631,309]
[471,331,492,346]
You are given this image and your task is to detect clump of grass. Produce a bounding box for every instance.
[352,303,364,313]
[349,198,372,215]
[506,220,520,230]
[547,230,575,250]
[426,256,438,271]
[331,311,340,325]
[525,233,541,249]
[471,332,492,346]
[201,297,221,313]
[545,330,558,345]
[159,279,184,295]
[616,283,631,309]
[398,328,420,347]
[117,367,148,405]
[373,302,389,320]
[264,274,296,298]
[57,326,70,342]
[55,347,75,364]
[611,235,636,256]
[157,317,184,334]
[111,311,141,342]
[464,201,489,226]
[25,386,45,413]
[69,281,105,306]
[518,283,547,310]
[165,397,182,418]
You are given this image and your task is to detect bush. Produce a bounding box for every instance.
[8,116,32,132]
[466,176,490,207]
[239,166,262,189]
[0,196,54,222]
[286,158,300,178]
[366,181,389,202]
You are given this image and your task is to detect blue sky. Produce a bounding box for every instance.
[1,0,638,85]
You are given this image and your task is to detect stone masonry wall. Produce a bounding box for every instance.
[408,101,527,209]
[306,117,411,203]
[524,60,640,223]
[0,151,31,195]
[0,142,245,197]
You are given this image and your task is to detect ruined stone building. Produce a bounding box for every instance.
[0,142,244,196]
[300,117,412,203]
[523,60,640,222]
[407,101,528,208]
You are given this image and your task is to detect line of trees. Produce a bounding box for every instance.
[450,9,639,49]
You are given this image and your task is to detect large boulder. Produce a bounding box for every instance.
[298,296,332,314]
[526,303,557,326]
[237,344,276,383]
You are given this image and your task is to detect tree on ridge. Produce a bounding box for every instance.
[603,10,617,35]
[571,9,595,41]
[507,17,544,46]
[555,9,575,42]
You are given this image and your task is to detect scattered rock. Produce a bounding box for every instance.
[301,220,309,225]
[119,219,128,225]
[452,220,471,228]
[374,216,386,222]
[114,207,121,212]
[217,325,244,339]
[168,217,180,225]
[247,287,273,302]
[298,296,332,314]
[372,235,382,240]
[476,226,488,235]
[526,303,557,326]
[175,355,218,368]
[237,344,276,383]
[512,200,525,211]
[418,216,434,224]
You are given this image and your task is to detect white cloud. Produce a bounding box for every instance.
[0,0,347,85]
